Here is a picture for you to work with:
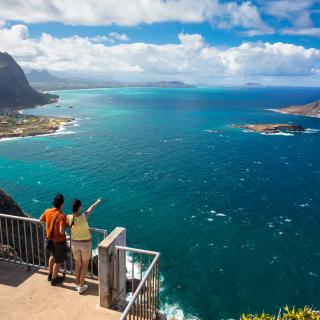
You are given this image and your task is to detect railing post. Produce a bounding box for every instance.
[98,227,126,309]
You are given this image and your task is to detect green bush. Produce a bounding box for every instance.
[241,306,320,320]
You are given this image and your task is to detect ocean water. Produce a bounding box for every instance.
[1,87,320,319]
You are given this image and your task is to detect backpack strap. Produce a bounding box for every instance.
[49,214,59,240]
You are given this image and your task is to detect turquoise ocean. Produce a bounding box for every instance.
[1,87,320,319]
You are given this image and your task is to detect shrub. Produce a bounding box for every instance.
[241,306,320,320]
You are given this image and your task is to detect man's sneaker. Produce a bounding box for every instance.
[78,284,88,294]
[48,274,52,282]
[51,276,64,286]
[75,285,80,291]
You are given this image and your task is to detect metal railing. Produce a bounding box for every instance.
[0,212,107,277]
[115,245,161,320]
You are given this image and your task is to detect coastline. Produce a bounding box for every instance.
[267,108,320,118]
[0,105,75,141]
[0,120,76,142]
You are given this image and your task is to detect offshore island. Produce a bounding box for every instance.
[231,100,320,134]
[230,123,305,134]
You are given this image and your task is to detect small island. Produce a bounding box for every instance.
[0,114,73,139]
[231,123,305,134]
[270,100,320,118]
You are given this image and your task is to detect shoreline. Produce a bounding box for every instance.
[0,110,75,142]
[267,108,320,118]
[0,119,76,142]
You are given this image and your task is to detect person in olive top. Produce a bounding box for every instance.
[67,198,102,294]
[40,194,68,286]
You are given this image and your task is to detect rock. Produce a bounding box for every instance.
[126,278,144,293]
[231,123,305,134]
[0,52,58,113]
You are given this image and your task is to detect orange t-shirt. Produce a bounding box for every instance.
[40,208,66,243]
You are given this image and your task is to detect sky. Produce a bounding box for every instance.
[1,0,320,86]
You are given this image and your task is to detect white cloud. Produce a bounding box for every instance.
[281,27,320,37]
[262,0,314,27]
[109,32,129,42]
[91,32,130,43]
[0,0,272,35]
[178,33,205,50]
[215,1,274,35]
[0,24,319,84]
[261,1,320,38]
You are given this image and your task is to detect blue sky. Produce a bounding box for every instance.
[1,0,320,85]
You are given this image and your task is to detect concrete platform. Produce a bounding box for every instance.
[0,261,122,320]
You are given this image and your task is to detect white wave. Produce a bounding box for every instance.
[261,132,294,136]
[161,303,200,320]
[216,213,226,217]
[299,203,309,207]
[266,108,279,113]
[305,128,320,134]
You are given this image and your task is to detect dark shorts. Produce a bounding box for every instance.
[49,241,69,264]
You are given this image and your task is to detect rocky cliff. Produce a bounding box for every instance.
[0,52,57,113]
[0,188,25,217]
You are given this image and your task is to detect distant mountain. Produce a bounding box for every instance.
[0,52,57,113]
[132,81,194,88]
[245,82,262,87]
[26,69,63,82]
[26,70,195,91]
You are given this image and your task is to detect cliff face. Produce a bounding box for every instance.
[0,188,25,217]
[0,52,57,113]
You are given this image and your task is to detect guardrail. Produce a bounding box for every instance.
[0,212,107,277]
[115,245,161,320]
[1,213,162,318]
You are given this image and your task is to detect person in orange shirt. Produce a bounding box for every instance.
[40,194,68,286]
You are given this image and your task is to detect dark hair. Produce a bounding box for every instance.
[53,194,64,209]
[72,199,82,213]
